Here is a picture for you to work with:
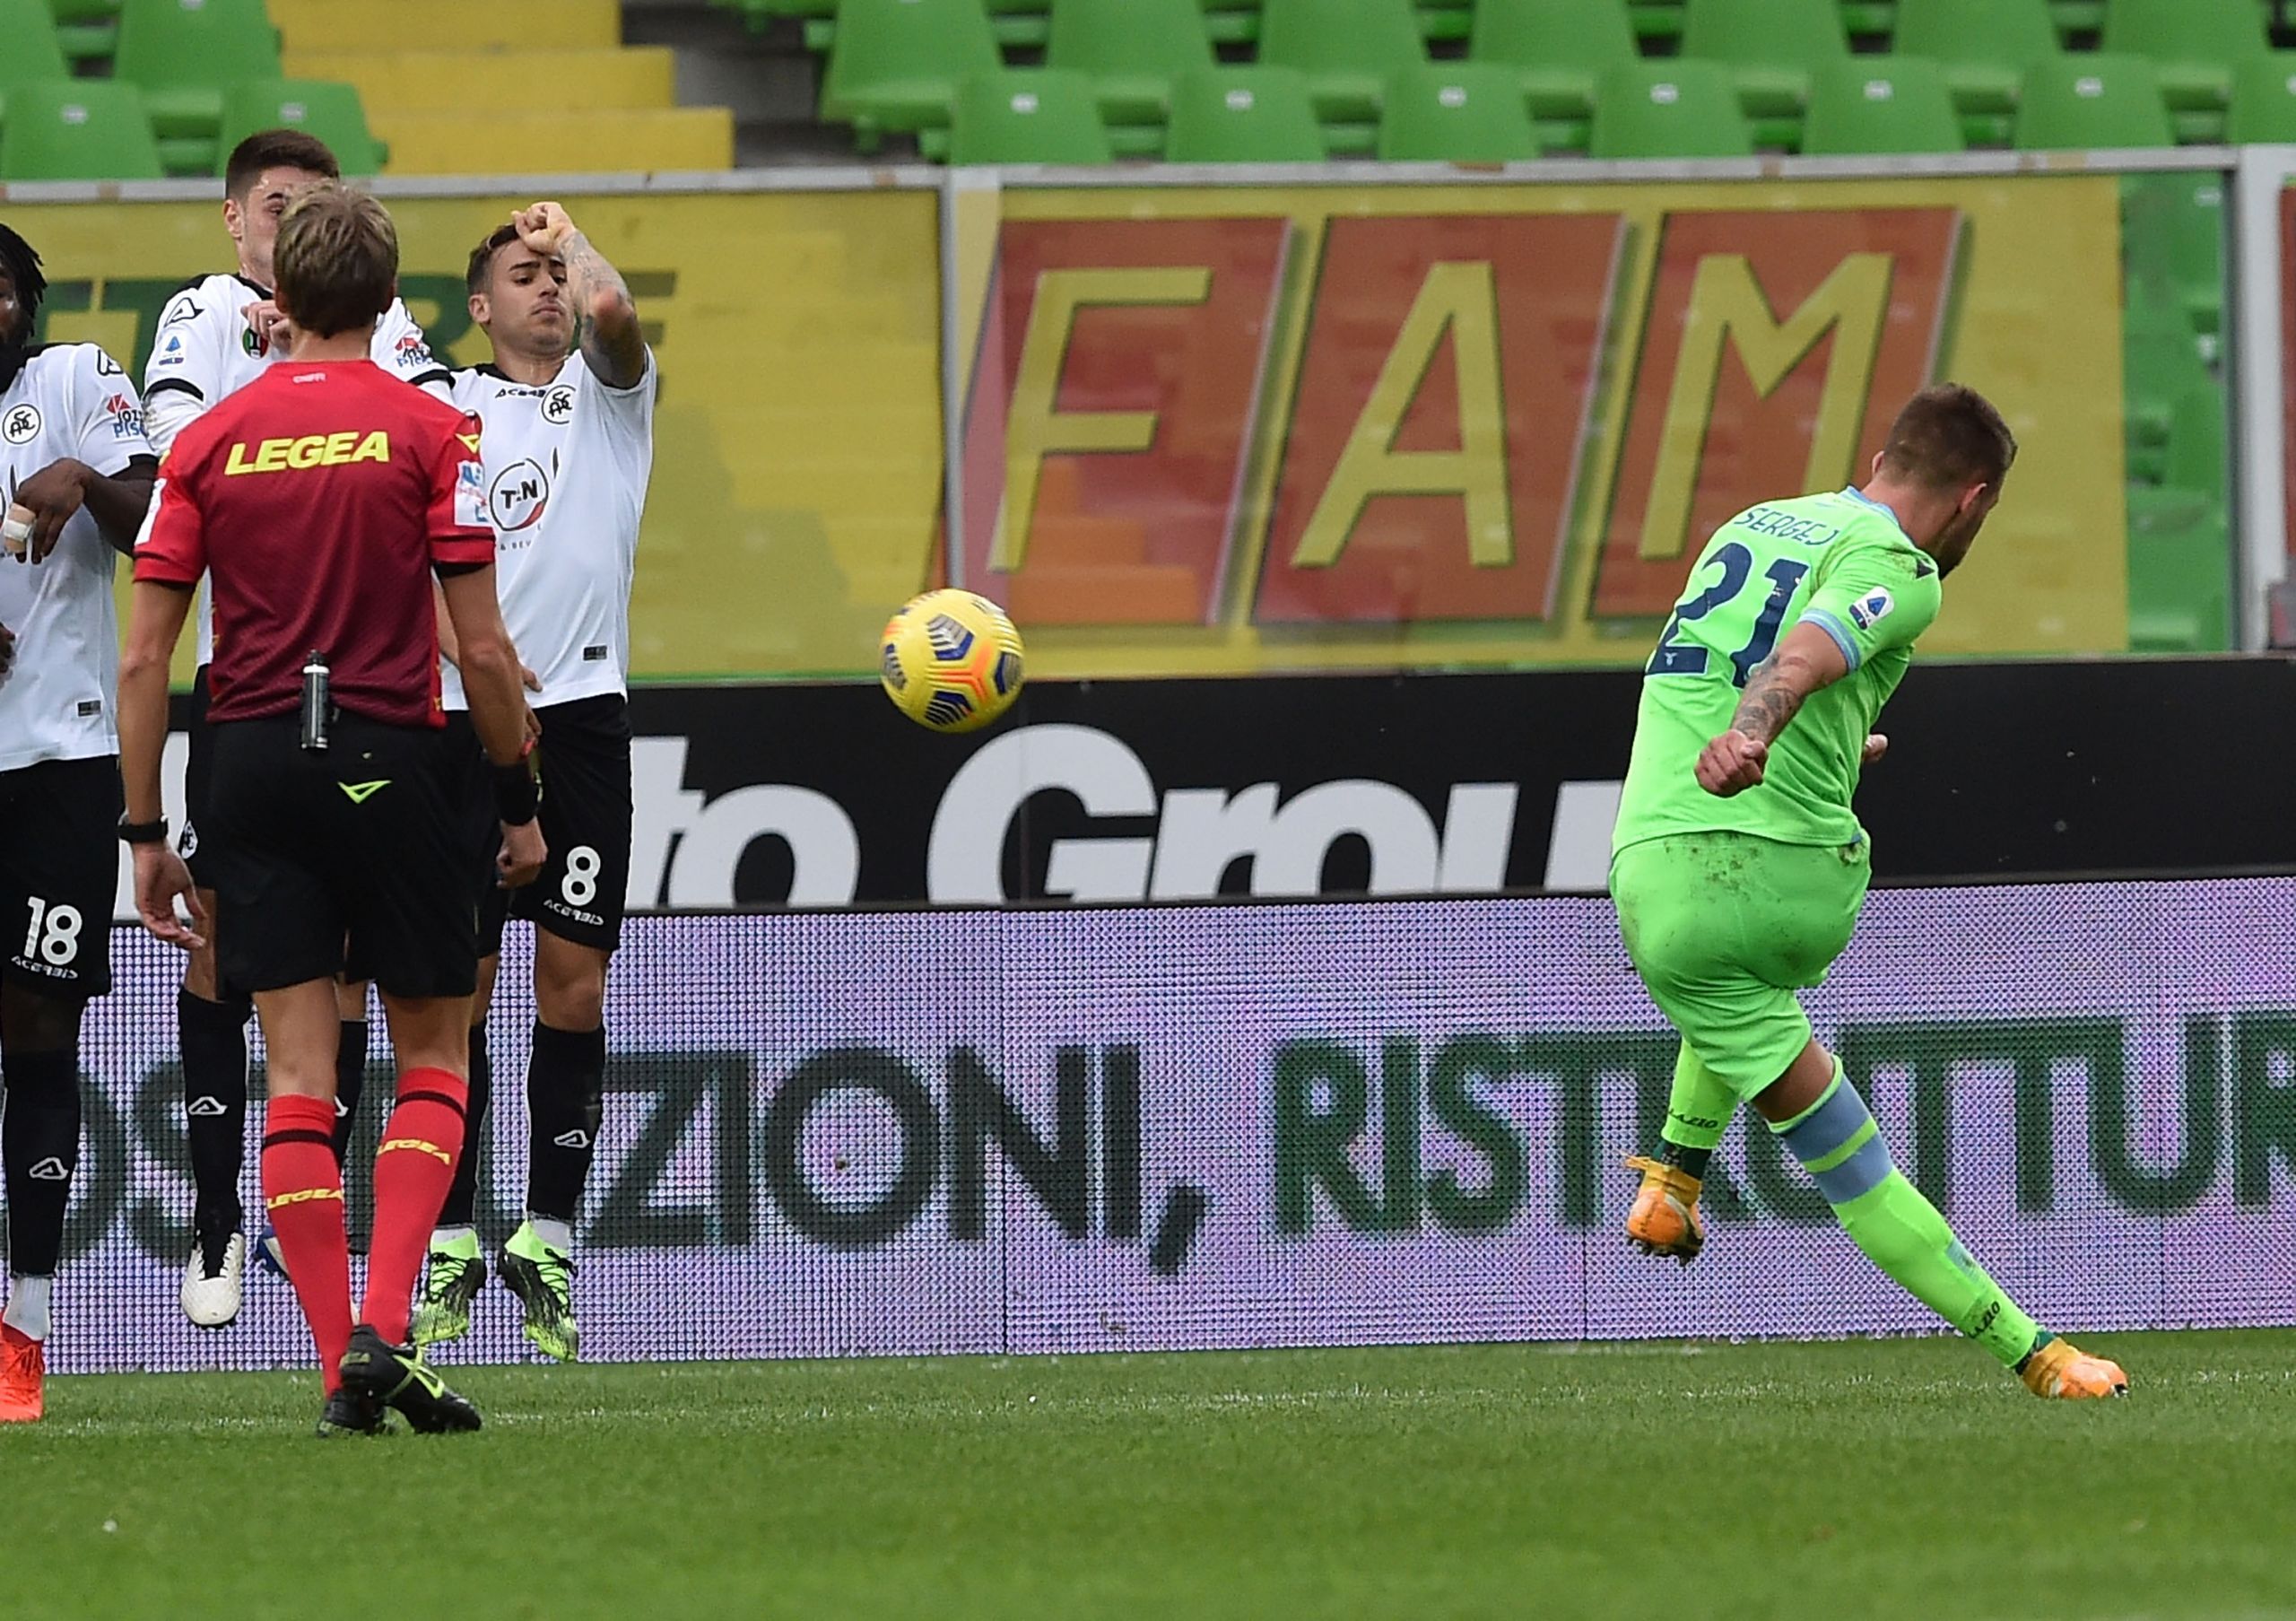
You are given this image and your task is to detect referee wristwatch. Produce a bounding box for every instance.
[118,814,169,846]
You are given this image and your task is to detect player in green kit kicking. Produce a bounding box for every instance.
[1610,385,2126,1399]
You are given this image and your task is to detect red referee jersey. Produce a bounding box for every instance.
[134,359,492,728]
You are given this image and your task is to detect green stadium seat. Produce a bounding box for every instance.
[1892,0,2057,144]
[2012,55,2175,148]
[820,0,1001,152]
[1469,0,1638,149]
[1627,0,1685,44]
[1680,0,1847,139]
[112,0,278,173]
[2228,54,2296,142]
[1046,0,1212,140]
[1589,59,1755,156]
[1198,0,1261,47]
[46,0,121,64]
[1258,0,1425,140]
[1799,57,1964,153]
[1164,65,1326,160]
[1416,0,1474,43]
[0,78,163,179]
[948,69,1112,163]
[2102,0,2267,137]
[2122,170,2225,344]
[217,80,384,175]
[1377,63,1539,161]
[2126,391,2231,653]
[4,0,71,108]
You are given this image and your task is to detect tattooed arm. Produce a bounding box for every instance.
[1693,623,1851,797]
[510,201,648,389]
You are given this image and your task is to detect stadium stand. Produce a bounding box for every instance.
[112,0,282,177]
[1163,65,1326,160]
[0,78,163,179]
[1588,58,1754,157]
[2011,54,2176,148]
[1469,0,1641,153]
[1044,0,1213,154]
[216,78,383,175]
[1891,0,2058,145]
[1798,57,1964,153]
[2101,0,2268,142]
[1377,62,1540,161]
[1256,0,1428,151]
[1680,0,1848,144]
[950,68,1113,163]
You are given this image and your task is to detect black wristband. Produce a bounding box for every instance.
[118,815,168,846]
[493,762,538,826]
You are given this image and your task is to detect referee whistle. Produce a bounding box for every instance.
[300,649,331,752]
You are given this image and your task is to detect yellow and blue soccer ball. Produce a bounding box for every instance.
[879,588,1026,734]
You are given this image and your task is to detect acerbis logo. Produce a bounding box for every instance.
[27,1156,69,1181]
[552,1129,592,1149]
[187,1096,228,1118]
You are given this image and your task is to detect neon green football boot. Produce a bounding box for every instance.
[498,1222,579,1362]
[411,1231,486,1349]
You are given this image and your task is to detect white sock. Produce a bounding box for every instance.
[4,1276,53,1341]
[430,1224,476,1248]
[526,1216,573,1253]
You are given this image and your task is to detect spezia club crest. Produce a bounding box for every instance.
[1848,588,1895,631]
[2,404,39,444]
[543,385,576,424]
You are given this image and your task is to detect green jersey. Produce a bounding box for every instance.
[1611,486,1943,856]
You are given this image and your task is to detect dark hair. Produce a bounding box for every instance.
[273,183,396,338]
[0,222,45,336]
[223,129,340,201]
[1877,384,2018,492]
[465,222,523,297]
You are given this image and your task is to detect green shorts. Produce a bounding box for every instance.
[1609,831,1870,1102]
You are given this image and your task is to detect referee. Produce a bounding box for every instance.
[118,184,543,1437]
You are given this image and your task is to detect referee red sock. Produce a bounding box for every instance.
[260,1094,352,1392]
[361,1068,468,1344]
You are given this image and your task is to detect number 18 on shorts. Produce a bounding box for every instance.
[0,759,121,998]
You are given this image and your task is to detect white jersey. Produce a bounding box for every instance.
[441,348,654,712]
[141,272,449,664]
[0,344,153,770]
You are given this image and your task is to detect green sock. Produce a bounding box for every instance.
[1660,1043,1736,1162]
[1772,1065,2041,1368]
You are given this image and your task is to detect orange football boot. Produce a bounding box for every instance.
[1623,1155,1706,1265]
[2020,1337,2128,1399]
[0,1323,45,1422]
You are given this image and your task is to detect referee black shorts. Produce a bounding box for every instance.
[465,694,632,959]
[204,714,480,1000]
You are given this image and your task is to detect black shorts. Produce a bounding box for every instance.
[0,756,121,998]
[475,693,632,957]
[180,664,217,887]
[204,715,480,999]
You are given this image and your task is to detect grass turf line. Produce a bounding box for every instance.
[4,1329,2292,1620]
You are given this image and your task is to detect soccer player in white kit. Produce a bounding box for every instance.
[413,202,653,1362]
[143,130,453,1329]
[0,224,159,1420]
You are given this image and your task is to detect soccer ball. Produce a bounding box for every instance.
[879,589,1026,734]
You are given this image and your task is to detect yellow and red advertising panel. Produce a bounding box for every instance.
[950,177,2129,676]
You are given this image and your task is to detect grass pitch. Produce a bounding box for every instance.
[8,1330,2292,1620]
